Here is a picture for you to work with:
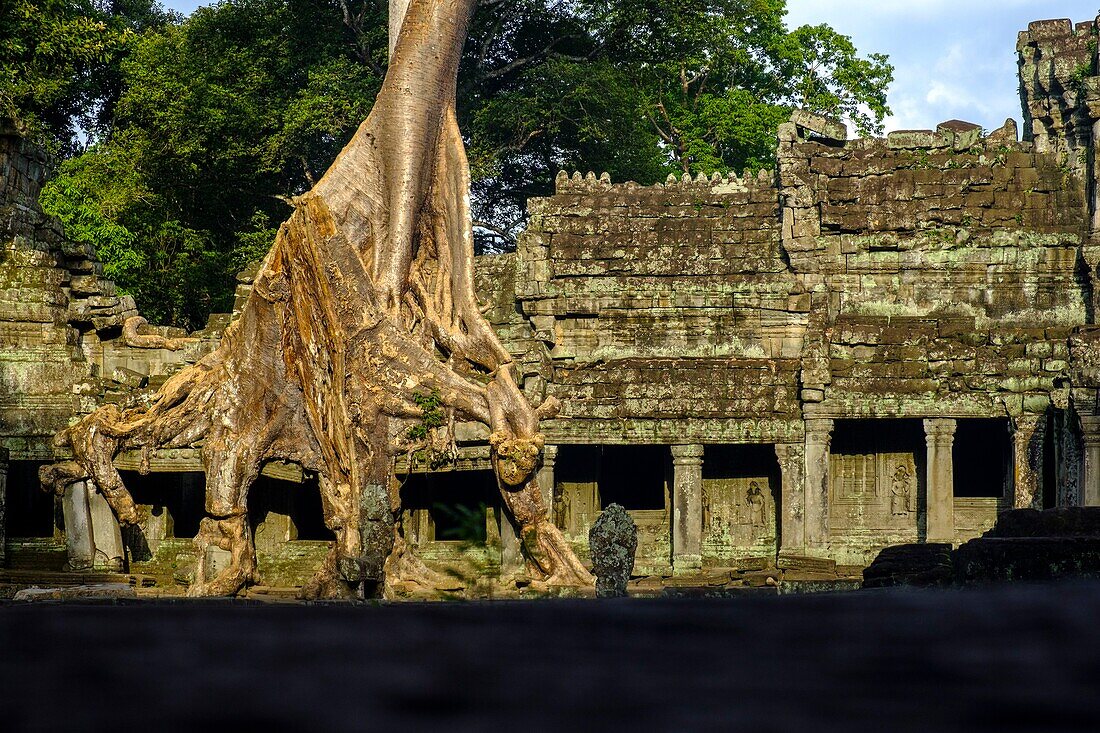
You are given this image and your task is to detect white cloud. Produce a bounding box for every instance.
[786,0,1100,135]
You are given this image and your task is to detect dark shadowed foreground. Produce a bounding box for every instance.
[3,584,1100,732]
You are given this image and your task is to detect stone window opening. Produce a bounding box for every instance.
[119,471,206,562]
[829,419,927,542]
[399,470,499,545]
[122,471,205,539]
[596,445,670,511]
[700,445,781,563]
[249,474,336,546]
[952,418,1011,499]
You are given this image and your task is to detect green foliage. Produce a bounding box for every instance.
[27,0,891,329]
[407,390,446,442]
[41,130,226,327]
[42,0,385,329]
[466,0,893,232]
[0,0,176,154]
[432,502,489,543]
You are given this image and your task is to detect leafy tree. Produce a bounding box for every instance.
[37,0,892,329]
[468,0,893,230]
[0,0,176,154]
[44,0,387,328]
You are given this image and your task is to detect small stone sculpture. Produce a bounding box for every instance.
[588,504,638,598]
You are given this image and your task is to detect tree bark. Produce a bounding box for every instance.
[41,0,591,598]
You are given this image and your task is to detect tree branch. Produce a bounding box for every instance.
[481,34,580,81]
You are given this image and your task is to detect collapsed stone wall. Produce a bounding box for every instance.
[1,124,143,462]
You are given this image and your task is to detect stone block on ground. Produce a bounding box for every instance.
[863,543,954,589]
[588,504,637,598]
[954,537,1100,585]
[13,583,138,602]
[777,554,837,575]
[985,507,1100,538]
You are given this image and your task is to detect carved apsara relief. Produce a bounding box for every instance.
[829,452,918,531]
[702,476,777,560]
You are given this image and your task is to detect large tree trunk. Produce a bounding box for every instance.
[41,0,591,598]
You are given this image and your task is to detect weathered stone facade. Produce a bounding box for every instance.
[6,17,1100,595]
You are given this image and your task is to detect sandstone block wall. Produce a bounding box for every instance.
[518,171,805,446]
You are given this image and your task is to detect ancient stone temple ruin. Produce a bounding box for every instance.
[5,18,1100,595]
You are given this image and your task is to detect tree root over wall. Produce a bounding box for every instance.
[40,0,592,598]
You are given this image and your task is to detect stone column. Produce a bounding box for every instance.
[1013,415,1047,510]
[924,419,957,544]
[1080,416,1100,507]
[88,487,125,571]
[803,419,833,551]
[62,482,95,571]
[0,448,7,566]
[774,443,805,555]
[538,445,558,512]
[499,511,522,578]
[1055,411,1083,508]
[671,444,704,575]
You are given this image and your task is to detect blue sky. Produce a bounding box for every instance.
[161,0,1100,134]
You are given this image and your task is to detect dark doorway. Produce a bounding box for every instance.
[4,461,54,538]
[703,445,781,483]
[250,474,335,542]
[597,445,669,510]
[831,419,926,457]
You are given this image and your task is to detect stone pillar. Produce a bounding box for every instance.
[1013,415,1047,510]
[0,448,7,566]
[1055,410,1083,508]
[62,482,95,571]
[1081,416,1100,507]
[499,512,522,577]
[924,419,957,544]
[671,444,704,575]
[774,443,805,555]
[538,445,558,511]
[803,419,833,552]
[88,487,125,571]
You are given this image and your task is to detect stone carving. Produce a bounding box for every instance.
[746,482,767,531]
[588,503,637,598]
[890,464,913,516]
[702,477,777,561]
[830,453,919,532]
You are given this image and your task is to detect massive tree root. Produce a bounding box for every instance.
[40,0,592,598]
